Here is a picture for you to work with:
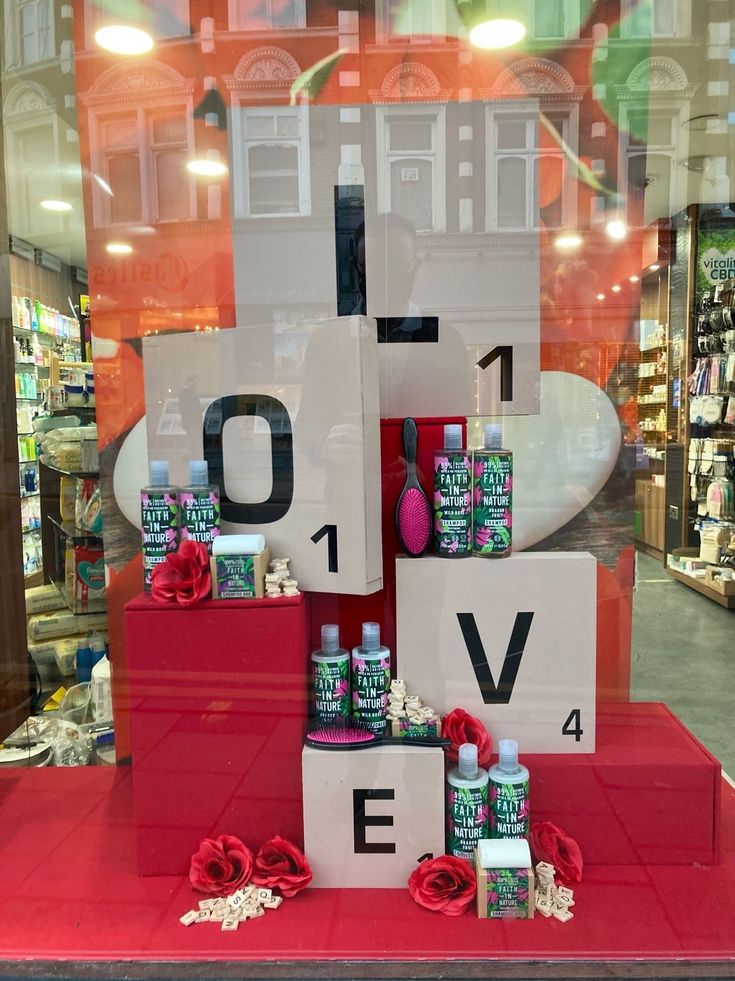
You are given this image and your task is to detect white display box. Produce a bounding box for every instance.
[396,553,596,753]
[142,317,382,595]
[302,744,445,888]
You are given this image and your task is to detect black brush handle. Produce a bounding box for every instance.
[402,417,418,480]
[381,736,450,747]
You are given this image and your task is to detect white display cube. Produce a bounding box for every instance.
[302,744,445,888]
[396,553,596,753]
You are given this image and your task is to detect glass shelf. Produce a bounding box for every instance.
[47,514,102,544]
[49,576,107,615]
[40,460,99,479]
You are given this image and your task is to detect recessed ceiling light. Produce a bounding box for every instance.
[553,232,583,251]
[40,199,72,212]
[680,155,711,173]
[187,159,228,177]
[469,18,526,49]
[629,275,640,283]
[94,25,153,56]
[611,284,621,293]
[649,263,660,271]
[596,293,605,301]
[606,219,627,242]
[106,242,132,255]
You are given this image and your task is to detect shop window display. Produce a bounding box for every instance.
[0,0,734,975]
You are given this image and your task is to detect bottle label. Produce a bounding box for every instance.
[434,453,471,556]
[484,869,531,918]
[447,783,489,859]
[180,489,220,550]
[312,656,351,723]
[472,455,512,554]
[141,492,179,551]
[351,653,390,733]
[490,779,530,838]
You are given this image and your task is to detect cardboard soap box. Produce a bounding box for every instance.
[475,839,535,919]
[211,548,270,599]
[704,568,735,596]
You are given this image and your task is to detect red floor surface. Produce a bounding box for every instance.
[1,767,734,964]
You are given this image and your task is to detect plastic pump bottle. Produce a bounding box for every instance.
[180,459,221,553]
[311,623,351,723]
[91,653,113,723]
[351,621,391,734]
[140,460,180,590]
[488,738,530,839]
[446,742,489,860]
[472,422,513,557]
[433,423,472,557]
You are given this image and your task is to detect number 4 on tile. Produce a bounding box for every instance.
[562,709,583,742]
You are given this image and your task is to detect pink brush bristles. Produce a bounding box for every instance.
[308,725,375,745]
[397,487,431,555]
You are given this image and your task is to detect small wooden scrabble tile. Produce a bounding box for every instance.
[535,897,553,917]
[221,918,240,931]
[535,862,556,877]
[198,899,218,910]
[210,908,227,921]
[257,888,272,902]
[179,910,198,926]
[552,906,574,923]
[264,895,283,910]
[195,909,211,922]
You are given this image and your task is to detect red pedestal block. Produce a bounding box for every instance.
[530,702,721,865]
[125,593,310,876]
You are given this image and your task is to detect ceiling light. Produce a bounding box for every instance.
[629,275,640,283]
[106,242,132,255]
[40,199,72,212]
[596,293,605,301]
[93,174,113,196]
[611,284,621,293]
[553,232,583,251]
[469,18,526,49]
[649,263,660,271]
[606,219,627,241]
[187,158,228,177]
[94,25,153,56]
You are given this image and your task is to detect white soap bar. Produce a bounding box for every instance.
[477,838,532,869]
[212,534,265,556]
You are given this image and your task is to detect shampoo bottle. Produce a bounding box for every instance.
[311,624,351,723]
[489,738,530,839]
[447,742,489,861]
[180,459,221,553]
[75,634,93,684]
[472,423,512,557]
[433,423,472,557]
[351,621,390,734]
[140,460,180,591]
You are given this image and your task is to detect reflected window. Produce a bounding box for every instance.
[4,0,54,67]
[624,108,680,223]
[487,108,572,232]
[94,109,193,225]
[377,0,446,43]
[228,0,306,30]
[234,108,310,217]
[621,0,686,38]
[532,0,580,39]
[376,107,445,232]
[8,122,57,234]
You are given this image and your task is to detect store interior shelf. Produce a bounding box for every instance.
[47,514,102,544]
[40,460,99,479]
[49,575,107,615]
[668,566,735,610]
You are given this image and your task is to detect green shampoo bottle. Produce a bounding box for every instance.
[489,739,530,839]
[472,423,512,557]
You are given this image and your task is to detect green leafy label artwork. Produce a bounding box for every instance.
[351,653,390,733]
[312,656,350,723]
[447,783,489,859]
[433,452,471,556]
[472,454,512,554]
[141,490,179,588]
[485,869,531,918]
[490,779,530,838]
[180,489,220,550]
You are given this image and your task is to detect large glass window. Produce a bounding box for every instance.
[234,107,310,217]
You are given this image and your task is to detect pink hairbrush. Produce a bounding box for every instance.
[305,719,450,751]
[395,417,431,556]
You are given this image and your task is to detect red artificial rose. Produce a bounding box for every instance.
[252,835,313,897]
[530,821,583,884]
[151,539,211,607]
[442,708,493,769]
[407,855,476,916]
[189,834,253,896]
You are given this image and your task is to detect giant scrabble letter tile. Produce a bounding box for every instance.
[142,317,382,595]
[396,554,596,753]
[302,745,445,887]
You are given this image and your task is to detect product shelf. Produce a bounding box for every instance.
[40,460,99,479]
[46,514,102,544]
[49,575,107,615]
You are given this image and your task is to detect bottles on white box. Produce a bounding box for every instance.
[180,459,221,553]
[447,742,489,860]
[351,621,390,734]
[472,423,513,558]
[311,624,351,723]
[489,739,530,839]
[140,460,180,591]
[433,424,472,557]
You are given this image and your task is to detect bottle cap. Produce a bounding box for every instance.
[188,460,208,485]
[458,742,479,779]
[149,460,169,487]
[321,623,340,653]
[498,738,520,772]
[484,423,503,450]
[361,621,381,651]
[444,424,462,450]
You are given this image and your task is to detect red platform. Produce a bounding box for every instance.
[0,763,734,969]
[126,592,310,876]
